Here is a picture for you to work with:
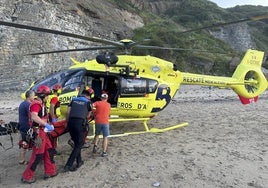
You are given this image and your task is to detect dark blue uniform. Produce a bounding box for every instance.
[18,100,31,141]
[64,96,92,171]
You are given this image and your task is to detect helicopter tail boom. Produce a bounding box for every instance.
[181,49,267,104]
[230,49,267,104]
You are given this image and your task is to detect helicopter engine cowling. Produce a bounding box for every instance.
[96,52,118,66]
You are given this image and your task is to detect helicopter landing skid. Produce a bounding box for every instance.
[87,118,188,139]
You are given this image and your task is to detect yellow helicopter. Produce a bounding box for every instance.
[0,14,268,136]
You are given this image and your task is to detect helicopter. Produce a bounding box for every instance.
[0,14,268,136]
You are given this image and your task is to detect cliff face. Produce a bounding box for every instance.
[129,0,256,51]
[130,0,182,14]
[210,23,255,52]
[0,0,263,91]
[0,0,144,91]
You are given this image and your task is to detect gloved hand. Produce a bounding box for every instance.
[44,123,54,133]
[51,118,58,123]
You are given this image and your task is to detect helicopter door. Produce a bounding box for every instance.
[92,77,102,98]
[82,75,119,106]
[103,76,119,106]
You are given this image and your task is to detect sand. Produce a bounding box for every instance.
[0,85,267,188]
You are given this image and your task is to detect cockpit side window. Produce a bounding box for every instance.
[61,69,86,93]
[31,69,86,93]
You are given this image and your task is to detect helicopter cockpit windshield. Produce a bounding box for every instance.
[30,68,86,94]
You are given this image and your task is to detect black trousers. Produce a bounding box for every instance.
[65,118,85,167]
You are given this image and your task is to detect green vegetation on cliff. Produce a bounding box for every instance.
[113,0,268,75]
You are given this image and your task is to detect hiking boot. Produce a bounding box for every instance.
[64,165,77,172]
[21,177,36,184]
[44,172,58,180]
[68,139,74,148]
[101,151,108,157]
[77,160,84,169]
[82,142,90,148]
[19,160,28,165]
[92,145,97,153]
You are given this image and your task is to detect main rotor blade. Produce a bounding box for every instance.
[180,14,268,34]
[0,20,123,47]
[134,45,202,51]
[26,46,118,56]
[125,39,151,48]
[133,45,214,52]
[133,45,232,55]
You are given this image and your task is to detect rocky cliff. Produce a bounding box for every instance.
[0,0,144,91]
[210,23,255,52]
[128,0,257,52]
[0,0,266,91]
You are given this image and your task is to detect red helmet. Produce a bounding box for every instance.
[36,85,51,95]
[53,84,62,91]
[85,86,94,95]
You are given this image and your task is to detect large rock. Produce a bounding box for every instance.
[0,0,144,91]
[209,23,256,51]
